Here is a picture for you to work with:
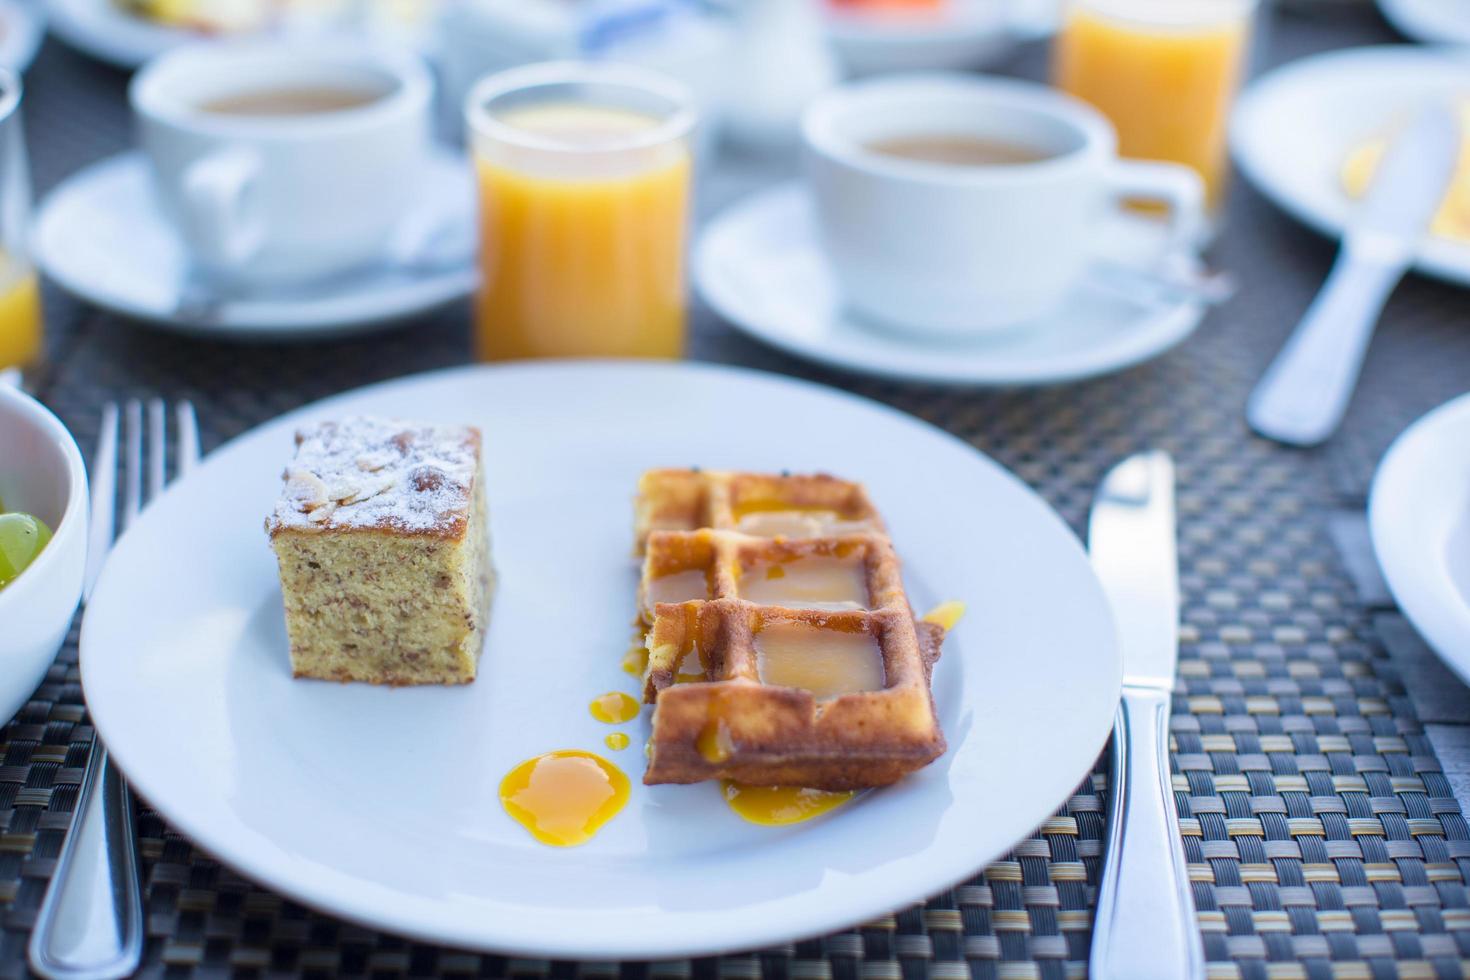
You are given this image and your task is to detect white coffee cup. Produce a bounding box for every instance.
[802,74,1205,336]
[131,40,432,287]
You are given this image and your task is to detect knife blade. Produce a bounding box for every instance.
[1351,101,1462,254]
[1247,102,1461,446]
[1087,451,1203,980]
[1089,450,1180,691]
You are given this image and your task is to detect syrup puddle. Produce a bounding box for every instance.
[740,554,869,611]
[589,691,641,724]
[922,600,966,631]
[722,782,856,826]
[622,643,649,677]
[643,567,710,620]
[500,751,630,847]
[753,622,885,700]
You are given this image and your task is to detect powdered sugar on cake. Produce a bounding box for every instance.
[266,416,480,536]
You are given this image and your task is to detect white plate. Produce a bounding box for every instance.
[1231,45,1470,287]
[0,1,45,72]
[826,0,1056,75]
[45,0,439,68]
[1378,0,1470,45]
[1369,391,1470,682]
[81,361,1121,958]
[45,0,190,67]
[694,184,1205,387]
[33,151,478,340]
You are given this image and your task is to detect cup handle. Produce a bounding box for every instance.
[1102,158,1206,255]
[178,148,264,270]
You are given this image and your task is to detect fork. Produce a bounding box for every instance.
[29,399,200,980]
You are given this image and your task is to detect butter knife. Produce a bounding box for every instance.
[1247,102,1460,447]
[1087,451,1203,980]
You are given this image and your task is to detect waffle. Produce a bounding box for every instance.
[634,469,885,551]
[634,469,947,790]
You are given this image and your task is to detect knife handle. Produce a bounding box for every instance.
[1089,687,1204,980]
[1246,246,1405,447]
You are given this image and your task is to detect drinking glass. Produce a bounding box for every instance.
[0,69,40,371]
[465,62,697,362]
[1053,0,1258,214]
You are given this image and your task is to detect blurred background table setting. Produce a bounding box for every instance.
[1,0,1469,977]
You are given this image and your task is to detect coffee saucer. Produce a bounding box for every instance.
[33,149,478,341]
[694,183,1208,387]
[46,0,196,69]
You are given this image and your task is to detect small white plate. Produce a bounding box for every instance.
[80,361,1121,958]
[1370,391,1470,683]
[33,150,478,340]
[694,184,1205,387]
[0,1,45,72]
[1378,0,1470,45]
[1231,45,1470,287]
[826,0,1056,75]
[45,0,439,68]
[45,0,189,68]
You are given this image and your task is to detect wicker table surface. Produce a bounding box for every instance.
[6,4,1470,978]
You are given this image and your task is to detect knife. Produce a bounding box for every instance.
[1247,102,1461,447]
[1087,451,1203,980]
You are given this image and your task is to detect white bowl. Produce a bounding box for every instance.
[0,386,87,724]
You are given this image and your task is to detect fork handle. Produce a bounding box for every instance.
[28,737,144,980]
[1089,688,1204,980]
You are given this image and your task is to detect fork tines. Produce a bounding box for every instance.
[85,399,200,598]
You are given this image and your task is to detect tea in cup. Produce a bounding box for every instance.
[801,74,1205,335]
[131,41,432,287]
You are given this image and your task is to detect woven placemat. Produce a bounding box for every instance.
[5,7,1470,977]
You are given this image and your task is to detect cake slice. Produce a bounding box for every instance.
[265,417,494,685]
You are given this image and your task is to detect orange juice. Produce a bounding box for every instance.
[472,103,691,361]
[0,263,41,370]
[1054,0,1253,209]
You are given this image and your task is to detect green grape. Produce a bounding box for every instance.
[0,511,52,589]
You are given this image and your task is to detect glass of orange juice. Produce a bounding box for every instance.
[1053,0,1257,216]
[465,62,697,362]
[0,69,41,372]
